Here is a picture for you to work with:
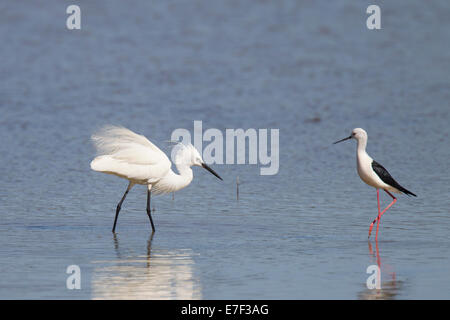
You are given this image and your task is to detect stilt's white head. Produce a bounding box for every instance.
[333,128,368,144]
[351,128,367,142]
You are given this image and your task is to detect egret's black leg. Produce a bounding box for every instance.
[112,182,133,233]
[146,189,156,232]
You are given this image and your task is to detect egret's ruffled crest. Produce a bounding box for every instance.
[172,142,202,167]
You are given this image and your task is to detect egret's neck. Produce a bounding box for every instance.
[170,163,193,191]
[176,162,193,177]
[152,162,194,194]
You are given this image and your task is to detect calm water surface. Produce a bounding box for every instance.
[0,0,449,299]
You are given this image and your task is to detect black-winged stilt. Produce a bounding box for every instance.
[334,128,416,240]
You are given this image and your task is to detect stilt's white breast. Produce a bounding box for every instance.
[356,151,391,190]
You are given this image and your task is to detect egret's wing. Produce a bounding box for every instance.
[91,125,169,165]
[91,126,171,181]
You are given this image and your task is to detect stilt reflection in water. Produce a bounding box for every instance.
[358,240,403,300]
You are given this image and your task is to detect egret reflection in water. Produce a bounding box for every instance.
[91,234,201,299]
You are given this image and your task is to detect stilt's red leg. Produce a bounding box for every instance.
[375,205,382,241]
[376,189,382,237]
[377,190,381,232]
[368,189,397,240]
[377,189,381,215]
[368,190,381,238]
[384,190,396,200]
[375,190,397,240]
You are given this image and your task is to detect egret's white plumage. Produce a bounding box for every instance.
[90,125,222,232]
[91,126,172,186]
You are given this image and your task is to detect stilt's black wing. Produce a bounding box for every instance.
[371,160,417,196]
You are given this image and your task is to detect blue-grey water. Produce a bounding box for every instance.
[1,0,449,299]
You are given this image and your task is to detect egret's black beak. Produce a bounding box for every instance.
[333,135,352,144]
[202,163,223,181]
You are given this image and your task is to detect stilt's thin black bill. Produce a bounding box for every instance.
[202,163,223,180]
[333,135,352,144]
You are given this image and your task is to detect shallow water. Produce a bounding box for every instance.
[0,0,449,299]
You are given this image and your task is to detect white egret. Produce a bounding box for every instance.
[90,126,223,233]
[334,128,416,240]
